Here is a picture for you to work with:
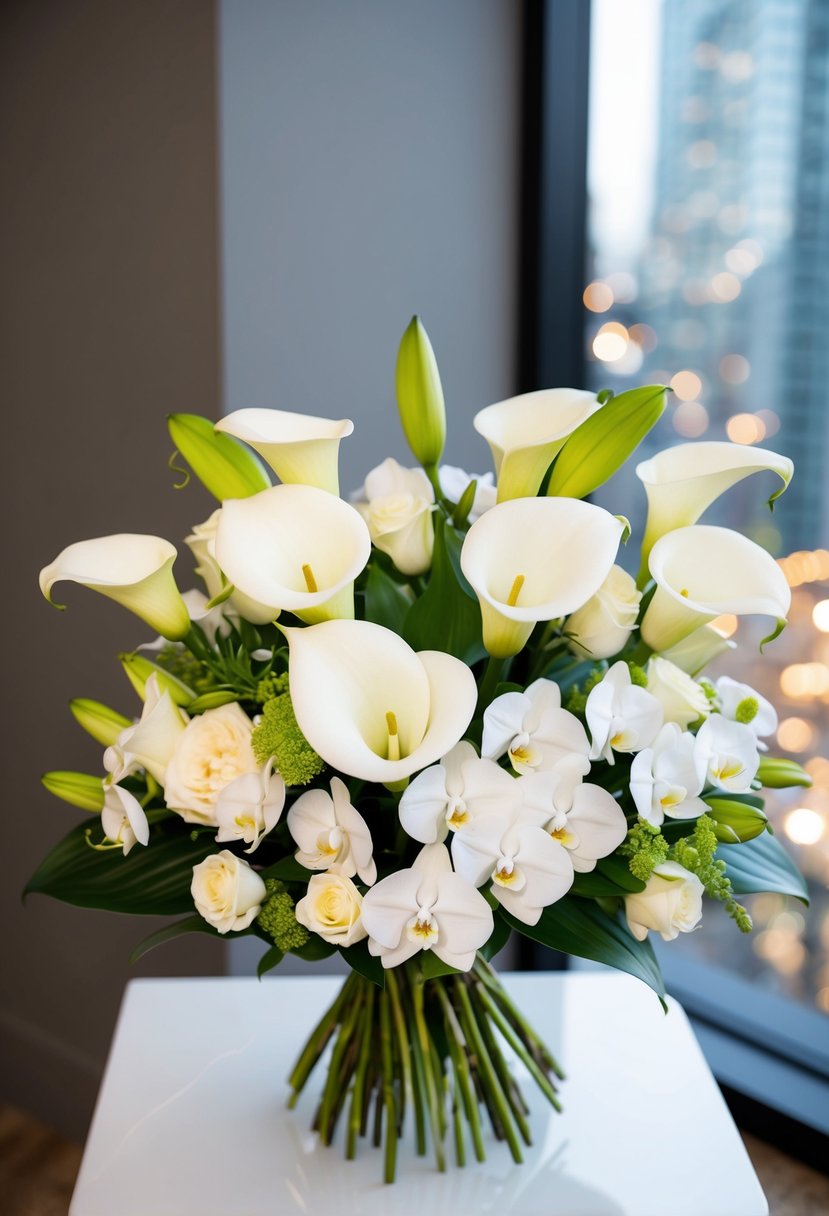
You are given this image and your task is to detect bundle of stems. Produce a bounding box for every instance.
[287,955,564,1183]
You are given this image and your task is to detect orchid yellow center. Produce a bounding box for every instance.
[302,563,318,593]
[406,912,439,946]
[660,789,685,809]
[234,813,256,831]
[506,573,525,607]
[713,759,744,781]
[316,828,343,858]
[550,826,577,848]
[493,859,518,887]
[446,799,469,830]
[386,710,400,761]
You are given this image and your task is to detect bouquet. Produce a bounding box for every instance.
[33,318,809,1182]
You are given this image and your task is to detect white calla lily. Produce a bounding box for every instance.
[585,661,664,764]
[482,678,591,807]
[398,741,522,844]
[473,388,601,502]
[460,497,625,657]
[694,715,760,793]
[288,776,376,884]
[630,723,707,827]
[283,620,477,784]
[636,441,793,575]
[215,760,286,853]
[101,784,150,855]
[641,525,791,653]
[215,407,353,495]
[661,624,736,676]
[354,458,435,575]
[39,534,191,640]
[215,484,371,624]
[185,509,279,626]
[362,842,493,971]
[519,772,628,872]
[715,676,777,749]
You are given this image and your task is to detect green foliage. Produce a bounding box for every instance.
[168,412,271,500]
[571,855,646,897]
[252,694,325,786]
[627,662,648,688]
[619,820,669,882]
[362,561,412,633]
[41,771,105,812]
[402,514,486,664]
[704,797,768,843]
[718,830,810,904]
[756,756,813,789]
[154,645,217,696]
[257,944,285,978]
[129,915,224,964]
[563,666,605,715]
[255,670,289,704]
[670,815,752,932]
[339,940,386,987]
[257,879,310,952]
[395,316,446,468]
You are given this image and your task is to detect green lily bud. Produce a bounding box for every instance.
[69,698,132,747]
[42,771,105,812]
[119,652,194,707]
[395,316,446,469]
[704,797,768,843]
[547,384,669,499]
[168,413,271,501]
[757,757,813,789]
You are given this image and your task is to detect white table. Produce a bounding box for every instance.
[69,972,768,1216]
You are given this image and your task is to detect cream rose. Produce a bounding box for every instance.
[355,458,435,575]
[625,861,704,942]
[646,657,709,730]
[566,565,641,660]
[191,850,267,933]
[295,872,367,946]
[164,702,257,825]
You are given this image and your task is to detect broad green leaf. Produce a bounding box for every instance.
[402,515,486,663]
[719,832,809,904]
[571,857,646,898]
[419,952,461,980]
[362,561,412,632]
[260,855,309,883]
[480,911,512,960]
[129,915,223,964]
[340,940,385,987]
[168,413,271,501]
[290,934,338,961]
[257,944,285,978]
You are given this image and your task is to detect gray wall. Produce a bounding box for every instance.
[1,0,223,1140]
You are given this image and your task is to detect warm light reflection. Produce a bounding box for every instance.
[709,613,738,638]
[780,663,829,699]
[711,271,742,302]
[583,281,614,313]
[726,413,766,444]
[629,323,657,352]
[719,354,750,383]
[725,247,758,277]
[778,549,829,587]
[670,369,703,400]
[592,322,629,362]
[672,400,709,437]
[777,717,816,752]
[812,600,829,632]
[784,807,826,846]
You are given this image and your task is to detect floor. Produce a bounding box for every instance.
[1,1104,827,1215]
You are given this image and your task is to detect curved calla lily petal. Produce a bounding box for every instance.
[215,408,353,495]
[640,525,791,653]
[39,534,191,640]
[460,498,625,657]
[473,389,601,502]
[215,484,371,624]
[660,624,736,675]
[283,620,477,783]
[636,441,793,578]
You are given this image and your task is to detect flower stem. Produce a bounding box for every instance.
[454,978,524,1164]
[346,982,375,1158]
[379,980,398,1183]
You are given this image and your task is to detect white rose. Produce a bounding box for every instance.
[566,565,641,660]
[355,457,435,575]
[164,702,257,825]
[295,872,367,946]
[646,657,709,729]
[191,850,267,933]
[625,861,704,942]
[438,465,497,523]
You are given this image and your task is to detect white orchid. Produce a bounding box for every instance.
[473,388,601,502]
[451,814,574,926]
[640,525,791,653]
[288,776,377,885]
[438,465,496,522]
[100,784,150,856]
[354,458,435,576]
[565,565,641,660]
[283,620,477,784]
[362,843,493,971]
[39,534,191,640]
[694,715,760,794]
[103,674,187,786]
[585,661,663,764]
[214,760,286,853]
[215,407,353,495]
[398,741,522,845]
[715,676,777,749]
[460,497,624,657]
[636,441,793,573]
[215,484,371,624]
[482,679,591,808]
[518,772,628,872]
[646,657,709,730]
[630,723,707,827]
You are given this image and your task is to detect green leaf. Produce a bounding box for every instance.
[260,855,309,883]
[504,896,666,1004]
[24,818,219,914]
[362,561,412,632]
[419,952,461,980]
[571,857,646,898]
[402,515,485,663]
[257,944,285,978]
[480,911,512,960]
[168,413,271,501]
[719,832,809,904]
[340,940,385,987]
[129,915,223,964]
[290,934,338,961]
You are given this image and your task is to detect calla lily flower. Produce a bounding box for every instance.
[715,676,777,749]
[630,723,707,827]
[101,784,150,856]
[398,741,522,844]
[215,408,354,495]
[519,772,628,872]
[694,715,759,793]
[585,661,663,764]
[283,620,477,784]
[460,498,625,657]
[362,842,493,971]
[215,484,371,624]
[473,388,601,502]
[661,624,736,676]
[215,760,286,853]
[482,679,591,808]
[636,441,793,577]
[288,776,377,884]
[640,525,791,653]
[39,534,191,641]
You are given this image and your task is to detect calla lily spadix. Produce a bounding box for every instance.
[39,534,191,641]
[460,497,625,657]
[636,441,793,580]
[640,525,791,653]
[215,408,354,495]
[473,388,601,502]
[215,484,371,624]
[282,620,478,784]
